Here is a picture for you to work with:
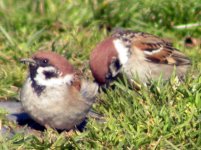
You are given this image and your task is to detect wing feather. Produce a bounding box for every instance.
[130,32,191,65]
[112,29,191,65]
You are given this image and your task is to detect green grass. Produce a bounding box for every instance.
[0,0,201,149]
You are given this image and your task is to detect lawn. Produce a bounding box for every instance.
[0,0,201,149]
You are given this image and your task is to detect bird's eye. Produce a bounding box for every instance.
[42,59,48,64]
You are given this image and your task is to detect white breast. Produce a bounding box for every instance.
[20,78,91,130]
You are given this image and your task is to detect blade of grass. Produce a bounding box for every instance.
[0,25,15,46]
[164,139,180,150]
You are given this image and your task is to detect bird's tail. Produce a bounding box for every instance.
[87,110,106,123]
[80,80,98,103]
[80,80,99,104]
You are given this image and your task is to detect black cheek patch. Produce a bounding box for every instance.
[43,71,58,79]
[105,57,122,82]
[109,57,122,77]
[114,58,122,71]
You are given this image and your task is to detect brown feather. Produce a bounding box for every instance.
[71,70,82,91]
[130,32,191,65]
[33,51,74,75]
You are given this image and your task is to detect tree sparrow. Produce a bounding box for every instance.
[20,51,98,130]
[90,29,191,85]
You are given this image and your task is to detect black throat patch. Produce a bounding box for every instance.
[31,80,45,96]
[29,65,45,96]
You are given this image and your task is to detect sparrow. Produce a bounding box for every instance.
[90,29,191,85]
[20,51,98,130]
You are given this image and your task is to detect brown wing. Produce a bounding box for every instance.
[71,70,82,91]
[131,33,191,65]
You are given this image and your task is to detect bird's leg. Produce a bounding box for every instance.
[62,128,76,137]
[87,110,106,123]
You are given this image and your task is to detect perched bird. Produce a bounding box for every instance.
[90,29,191,85]
[20,51,98,130]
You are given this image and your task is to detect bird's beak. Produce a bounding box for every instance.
[20,58,37,66]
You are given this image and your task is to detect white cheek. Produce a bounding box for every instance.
[113,39,129,65]
[34,66,73,86]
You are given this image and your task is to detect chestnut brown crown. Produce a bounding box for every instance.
[89,37,118,85]
[32,51,74,76]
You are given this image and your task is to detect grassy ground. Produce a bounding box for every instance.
[0,0,201,149]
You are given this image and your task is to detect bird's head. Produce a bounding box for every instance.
[21,51,74,87]
[89,36,130,85]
